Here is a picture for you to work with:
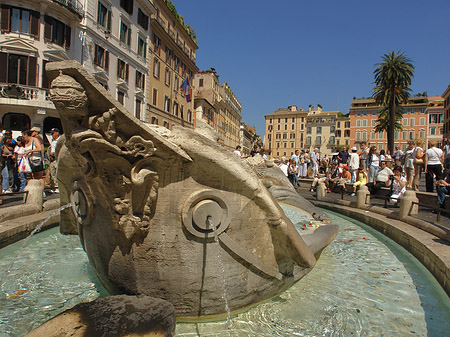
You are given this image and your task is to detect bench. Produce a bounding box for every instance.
[0,190,29,204]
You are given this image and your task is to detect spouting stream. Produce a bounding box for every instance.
[206,216,233,329]
[0,203,73,295]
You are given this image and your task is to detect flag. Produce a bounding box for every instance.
[180,77,191,102]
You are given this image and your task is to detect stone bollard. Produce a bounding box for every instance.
[356,185,370,209]
[399,190,419,219]
[24,179,43,211]
[265,159,274,168]
[316,181,326,200]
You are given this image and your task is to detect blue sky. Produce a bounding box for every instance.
[175,0,450,136]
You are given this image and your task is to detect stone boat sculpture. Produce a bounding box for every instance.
[46,61,338,319]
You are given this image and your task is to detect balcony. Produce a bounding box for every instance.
[0,84,53,108]
[51,0,84,19]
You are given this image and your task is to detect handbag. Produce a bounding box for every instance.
[29,142,44,172]
[18,157,32,173]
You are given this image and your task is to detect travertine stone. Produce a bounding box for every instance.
[46,60,337,318]
[356,185,370,209]
[316,182,326,201]
[399,190,419,219]
[24,179,43,211]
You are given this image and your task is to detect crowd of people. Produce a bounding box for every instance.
[276,139,450,208]
[0,125,61,204]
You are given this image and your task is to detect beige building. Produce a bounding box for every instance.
[426,96,444,147]
[443,84,450,140]
[264,106,308,159]
[147,0,198,129]
[193,70,242,149]
[335,114,351,149]
[305,106,340,155]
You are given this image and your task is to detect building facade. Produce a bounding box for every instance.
[147,0,198,130]
[264,106,308,159]
[335,114,351,149]
[305,106,340,155]
[349,96,436,152]
[443,84,450,140]
[193,70,242,149]
[426,96,444,147]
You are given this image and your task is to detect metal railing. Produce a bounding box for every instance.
[52,0,84,19]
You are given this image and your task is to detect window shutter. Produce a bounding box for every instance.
[30,11,40,38]
[94,45,99,65]
[65,25,71,49]
[107,10,111,31]
[41,60,49,88]
[0,52,7,83]
[28,56,37,86]
[125,63,129,82]
[127,27,131,46]
[44,15,52,41]
[105,51,109,70]
[142,74,145,90]
[1,6,10,32]
[97,2,101,23]
[117,59,120,78]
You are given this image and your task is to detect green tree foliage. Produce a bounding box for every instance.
[372,51,414,154]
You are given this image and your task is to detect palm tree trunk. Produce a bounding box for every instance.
[388,87,396,155]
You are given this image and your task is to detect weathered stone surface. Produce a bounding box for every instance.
[46,60,337,318]
[25,295,175,337]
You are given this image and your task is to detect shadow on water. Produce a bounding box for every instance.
[332,211,450,337]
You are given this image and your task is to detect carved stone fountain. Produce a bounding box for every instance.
[46,61,338,319]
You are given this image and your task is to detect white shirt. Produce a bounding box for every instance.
[50,136,60,154]
[349,152,359,170]
[279,163,288,176]
[426,147,443,165]
[233,150,241,157]
[370,154,380,167]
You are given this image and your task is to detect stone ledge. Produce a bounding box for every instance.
[312,200,450,297]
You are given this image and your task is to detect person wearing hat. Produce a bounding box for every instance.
[48,128,60,193]
[30,126,44,154]
[348,146,360,183]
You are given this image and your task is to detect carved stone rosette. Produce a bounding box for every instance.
[46,61,337,319]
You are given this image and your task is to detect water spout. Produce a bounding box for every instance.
[206,216,232,329]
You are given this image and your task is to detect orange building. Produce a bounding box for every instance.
[443,84,450,140]
[349,96,431,152]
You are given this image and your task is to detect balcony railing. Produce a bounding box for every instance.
[52,0,84,19]
[0,84,51,102]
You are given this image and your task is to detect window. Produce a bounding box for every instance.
[97,2,111,31]
[120,0,133,14]
[344,130,350,137]
[315,136,321,145]
[410,118,415,127]
[1,6,40,38]
[151,116,158,125]
[137,36,146,59]
[94,44,109,69]
[199,79,203,87]
[402,118,408,126]
[187,109,192,123]
[330,125,335,133]
[117,59,129,81]
[430,127,436,135]
[165,46,171,64]
[372,120,376,127]
[345,121,350,128]
[291,124,295,130]
[165,67,170,86]
[402,131,407,140]
[409,130,415,139]
[164,96,170,112]
[329,136,335,144]
[153,34,160,54]
[117,90,125,105]
[362,120,367,127]
[356,120,361,127]
[174,76,179,91]
[44,15,71,49]
[120,21,131,46]
[153,58,160,78]
[290,132,295,139]
[371,131,376,140]
[362,130,367,141]
[283,133,287,139]
[163,121,169,129]
[173,102,178,116]
[276,133,281,139]
[180,105,184,120]
[135,70,145,90]
[0,52,37,86]
[135,98,141,119]
[137,8,148,30]
[395,131,399,140]
[152,88,157,106]
[419,129,425,139]
[291,142,295,148]
[317,126,322,134]
[306,136,311,144]
[356,131,361,141]
[306,127,311,134]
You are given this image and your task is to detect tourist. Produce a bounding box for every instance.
[322,154,329,167]
[367,161,393,194]
[260,149,268,160]
[351,167,368,196]
[250,145,259,157]
[359,142,368,170]
[336,166,352,192]
[310,161,328,192]
[393,145,404,167]
[48,128,60,193]
[424,140,444,193]
[233,145,242,157]
[13,136,27,192]
[30,126,44,154]
[412,138,425,191]
[305,149,311,174]
[299,149,308,178]
[23,130,45,192]
[404,141,415,189]
[338,146,349,167]
[367,146,380,183]
[279,157,288,177]
[291,149,300,166]
[1,131,14,193]
[348,147,359,183]
[326,161,342,192]
[386,166,407,205]
[385,150,393,168]
[311,148,320,178]
[287,159,300,188]
[436,164,450,209]
[443,138,450,168]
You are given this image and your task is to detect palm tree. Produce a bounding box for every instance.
[373,51,414,154]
